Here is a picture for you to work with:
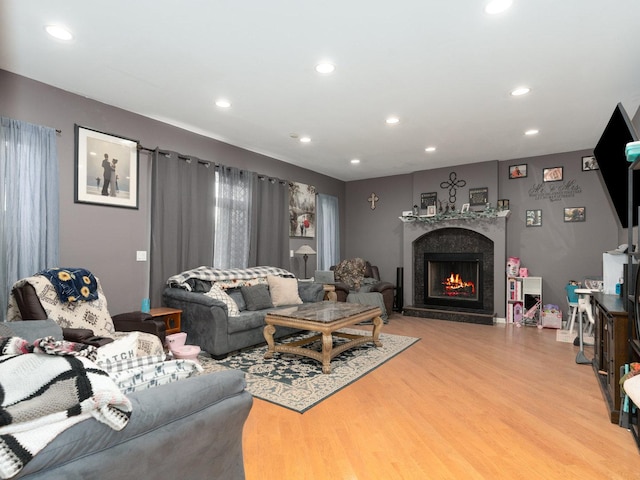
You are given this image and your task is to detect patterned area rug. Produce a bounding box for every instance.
[197,328,420,413]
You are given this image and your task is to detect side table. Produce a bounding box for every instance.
[149,307,182,335]
[323,284,337,301]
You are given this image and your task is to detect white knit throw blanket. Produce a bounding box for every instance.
[0,353,132,479]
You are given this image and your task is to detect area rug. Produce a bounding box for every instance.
[197,329,420,413]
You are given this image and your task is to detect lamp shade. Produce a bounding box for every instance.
[295,245,316,255]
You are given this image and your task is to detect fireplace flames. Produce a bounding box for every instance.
[442,272,475,296]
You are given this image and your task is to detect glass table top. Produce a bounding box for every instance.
[268,302,380,323]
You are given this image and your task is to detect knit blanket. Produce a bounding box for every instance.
[167,266,295,290]
[0,337,131,479]
[37,267,99,303]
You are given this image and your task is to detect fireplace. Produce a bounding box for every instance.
[424,252,483,310]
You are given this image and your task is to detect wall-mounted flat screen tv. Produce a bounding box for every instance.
[593,103,640,228]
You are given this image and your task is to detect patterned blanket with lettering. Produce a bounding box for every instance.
[167,265,295,290]
[0,339,131,479]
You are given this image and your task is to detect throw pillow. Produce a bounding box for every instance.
[204,284,240,316]
[226,288,246,311]
[241,284,274,311]
[96,332,139,363]
[267,275,303,307]
[334,258,367,290]
[298,282,324,303]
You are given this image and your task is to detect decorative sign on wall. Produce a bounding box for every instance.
[528,179,582,202]
[469,187,489,206]
[420,192,437,209]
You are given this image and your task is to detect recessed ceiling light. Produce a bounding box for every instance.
[484,0,513,15]
[215,99,231,108]
[350,159,361,164]
[425,146,436,153]
[386,116,400,125]
[511,87,531,96]
[45,25,73,41]
[525,129,539,136]
[315,63,335,74]
[299,136,311,143]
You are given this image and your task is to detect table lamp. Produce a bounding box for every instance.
[295,245,316,279]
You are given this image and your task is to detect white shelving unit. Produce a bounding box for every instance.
[506,276,542,325]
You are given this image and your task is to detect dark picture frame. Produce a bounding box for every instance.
[526,209,542,227]
[420,192,437,209]
[509,164,527,179]
[74,125,140,209]
[289,181,316,238]
[543,167,563,182]
[581,155,599,171]
[469,187,489,206]
[564,207,586,222]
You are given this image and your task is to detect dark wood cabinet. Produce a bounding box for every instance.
[592,293,629,424]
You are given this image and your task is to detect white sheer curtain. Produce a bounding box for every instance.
[316,193,340,270]
[0,117,59,318]
[214,166,253,269]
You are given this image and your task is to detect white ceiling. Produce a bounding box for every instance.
[2,0,640,181]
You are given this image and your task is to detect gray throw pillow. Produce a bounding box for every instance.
[298,282,324,303]
[227,288,247,311]
[241,284,273,311]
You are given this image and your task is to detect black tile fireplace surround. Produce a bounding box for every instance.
[406,227,495,325]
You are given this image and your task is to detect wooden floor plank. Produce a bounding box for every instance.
[242,315,640,479]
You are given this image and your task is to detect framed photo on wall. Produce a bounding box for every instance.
[526,209,542,227]
[564,207,586,222]
[582,156,599,171]
[289,181,316,237]
[543,167,563,182]
[509,164,527,179]
[74,125,140,209]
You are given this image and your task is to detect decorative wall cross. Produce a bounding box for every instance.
[367,192,379,210]
[440,171,466,203]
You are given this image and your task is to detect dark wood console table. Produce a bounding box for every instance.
[592,293,629,424]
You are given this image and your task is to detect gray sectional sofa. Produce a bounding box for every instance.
[4,320,253,480]
[163,281,325,359]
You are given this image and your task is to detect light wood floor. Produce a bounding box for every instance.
[241,314,640,479]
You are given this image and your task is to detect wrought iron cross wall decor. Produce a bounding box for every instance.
[367,192,379,210]
[440,171,466,203]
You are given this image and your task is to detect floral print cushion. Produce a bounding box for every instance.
[334,258,367,290]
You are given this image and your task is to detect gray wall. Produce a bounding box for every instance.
[345,154,619,315]
[2,67,626,319]
[1,69,345,315]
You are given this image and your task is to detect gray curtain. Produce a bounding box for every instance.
[248,174,289,269]
[214,166,252,269]
[316,193,340,270]
[149,149,216,307]
[0,117,59,318]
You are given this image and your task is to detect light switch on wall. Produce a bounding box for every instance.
[136,250,147,262]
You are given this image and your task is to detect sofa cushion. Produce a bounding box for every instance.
[267,275,303,307]
[241,284,273,311]
[204,284,240,316]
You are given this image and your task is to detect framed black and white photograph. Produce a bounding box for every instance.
[564,207,586,222]
[526,209,542,227]
[420,192,437,209]
[543,167,563,182]
[581,155,599,171]
[468,187,488,206]
[74,125,139,209]
[497,199,510,210]
[509,164,527,179]
[461,203,470,213]
[426,205,437,216]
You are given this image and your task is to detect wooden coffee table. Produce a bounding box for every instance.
[263,302,383,373]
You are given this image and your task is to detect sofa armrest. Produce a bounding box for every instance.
[112,312,167,342]
[4,319,63,342]
[62,327,95,343]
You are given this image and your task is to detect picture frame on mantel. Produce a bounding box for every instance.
[468,187,488,206]
[74,125,140,209]
[420,192,437,210]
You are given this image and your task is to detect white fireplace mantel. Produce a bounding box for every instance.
[402,213,509,318]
